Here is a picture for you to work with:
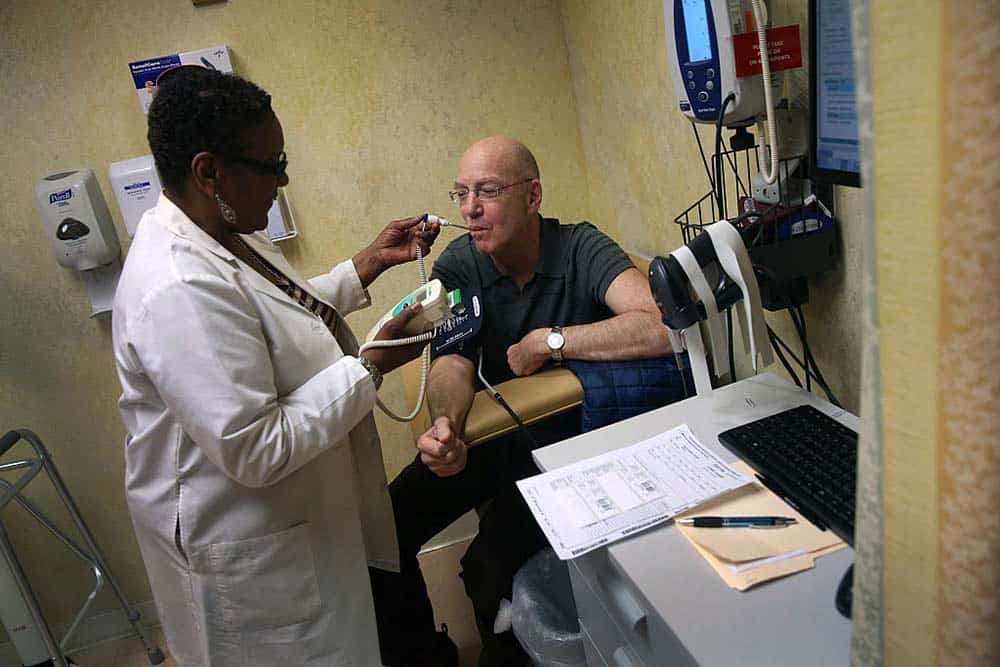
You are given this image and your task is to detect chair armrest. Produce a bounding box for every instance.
[464,368,583,446]
[398,360,583,446]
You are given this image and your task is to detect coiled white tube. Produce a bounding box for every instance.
[362,214,451,422]
[752,0,779,185]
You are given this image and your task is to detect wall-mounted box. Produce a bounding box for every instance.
[129,46,233,114]
[109,156,162,237]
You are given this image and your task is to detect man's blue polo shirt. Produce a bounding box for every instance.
[430,216,635,386]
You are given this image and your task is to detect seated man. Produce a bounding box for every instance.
[369,136,675,667]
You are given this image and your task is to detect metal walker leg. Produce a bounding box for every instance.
[0,429,165,665]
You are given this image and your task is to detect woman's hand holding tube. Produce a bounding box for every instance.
[359,304,428,375]
[353,216,441,287]
[374,215,441,266]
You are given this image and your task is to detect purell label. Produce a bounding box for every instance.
[49,189,72,205]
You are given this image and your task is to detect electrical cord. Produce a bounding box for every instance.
[767,326,802,388]
[718,136,752,200]
[729,210,766,246]
[674,350,692,398]
[691,121,716,195]
[780,295,838,405]
[476,349,540,450]
[714,93,737,218]
[794,303,811,392]
[726,308,736,382]
[767,317,841,407]
[781,298,810,392]
[766,324,838,395]
[789,303,838,404]
[750,263,841,407]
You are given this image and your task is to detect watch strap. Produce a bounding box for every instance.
[358,356,383,390]
[549,326,564,365]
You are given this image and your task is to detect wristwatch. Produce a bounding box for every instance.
[546,326,565,365]
[358,356,383,390]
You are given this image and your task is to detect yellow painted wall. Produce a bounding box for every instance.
[558,0,865,413]
[871,1,941,663]
[0,0,589,633]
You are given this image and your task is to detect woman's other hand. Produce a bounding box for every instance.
[360,304,428,375]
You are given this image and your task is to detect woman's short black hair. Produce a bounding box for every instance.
[147,67,273,190]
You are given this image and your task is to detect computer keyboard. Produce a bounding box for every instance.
[717,405,858,546]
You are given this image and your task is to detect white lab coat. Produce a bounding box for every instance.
[112,194,398,666]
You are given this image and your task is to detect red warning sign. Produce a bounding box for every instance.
[733,25,803,78]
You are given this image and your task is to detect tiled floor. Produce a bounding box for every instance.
[68,538,481,666]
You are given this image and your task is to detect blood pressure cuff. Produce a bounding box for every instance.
[431,285,484,357]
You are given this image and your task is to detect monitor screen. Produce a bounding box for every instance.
[682,0,712,63]
[810,0,861,187]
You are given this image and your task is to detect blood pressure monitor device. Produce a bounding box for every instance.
[366,279,461,342]
[664,0,766,126]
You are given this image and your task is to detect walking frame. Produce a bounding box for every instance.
[0,429,165,666]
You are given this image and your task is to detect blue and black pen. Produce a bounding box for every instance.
[677,516,797,528]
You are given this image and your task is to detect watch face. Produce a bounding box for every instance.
[547,332,565,350]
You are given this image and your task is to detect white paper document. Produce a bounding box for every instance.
[517,424,751,560]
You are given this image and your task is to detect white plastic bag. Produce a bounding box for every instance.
[511,548,586,667]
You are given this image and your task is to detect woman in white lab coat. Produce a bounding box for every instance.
[111,66,440,666]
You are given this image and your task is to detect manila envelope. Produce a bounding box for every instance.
[675,461,845,590]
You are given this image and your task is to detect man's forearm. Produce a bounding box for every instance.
[563,311,672,361]
[426,357,476,436]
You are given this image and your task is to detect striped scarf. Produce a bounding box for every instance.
[235,237,338,336]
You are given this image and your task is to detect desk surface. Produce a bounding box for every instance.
[533,373,854,667]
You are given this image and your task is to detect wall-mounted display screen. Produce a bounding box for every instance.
[810,0,861,187]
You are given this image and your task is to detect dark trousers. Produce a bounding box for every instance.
[370,409,581,667]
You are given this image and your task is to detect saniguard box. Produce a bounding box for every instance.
[129,46,233,114]
[109,156,162,237]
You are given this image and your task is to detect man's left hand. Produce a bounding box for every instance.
[371,216,441,269]
[507,328,550,376]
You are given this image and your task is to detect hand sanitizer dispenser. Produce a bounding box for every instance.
[35,169,122,315]
[35,169,120,270]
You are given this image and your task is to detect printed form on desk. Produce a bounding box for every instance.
[517,424,752,560]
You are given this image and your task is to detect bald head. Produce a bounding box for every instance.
[454,135,544,260]
[460,135,539,182]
